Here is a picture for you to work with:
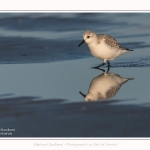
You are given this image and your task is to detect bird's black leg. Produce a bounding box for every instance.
[107,60,110,67]
[92,60,110,72]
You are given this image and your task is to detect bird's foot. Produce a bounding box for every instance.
[91,66,105,72]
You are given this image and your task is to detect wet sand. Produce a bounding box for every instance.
[0,96,150,137]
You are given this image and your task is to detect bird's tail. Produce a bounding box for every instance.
[125,48,134,52]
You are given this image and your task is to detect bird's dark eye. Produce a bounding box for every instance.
[87,36,90,38]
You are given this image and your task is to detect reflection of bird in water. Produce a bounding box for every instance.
[78,30,133,68]
[79,71,134,102]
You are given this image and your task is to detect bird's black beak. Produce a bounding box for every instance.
[78,40,85,47]
[79,91,86,98]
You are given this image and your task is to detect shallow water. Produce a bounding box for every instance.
[0,58,150,107]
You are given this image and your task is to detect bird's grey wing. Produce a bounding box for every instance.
[98,34,125,49]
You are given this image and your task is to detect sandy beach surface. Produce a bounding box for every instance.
[0,13,150,137]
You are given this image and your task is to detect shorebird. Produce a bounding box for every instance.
[78,30,133,68]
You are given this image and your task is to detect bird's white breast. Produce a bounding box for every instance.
[88,39,122,60]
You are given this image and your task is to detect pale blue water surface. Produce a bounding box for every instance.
[0,58,149,106]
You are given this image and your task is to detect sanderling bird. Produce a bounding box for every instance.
[78,30,133,68]
[79,72,133,101]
